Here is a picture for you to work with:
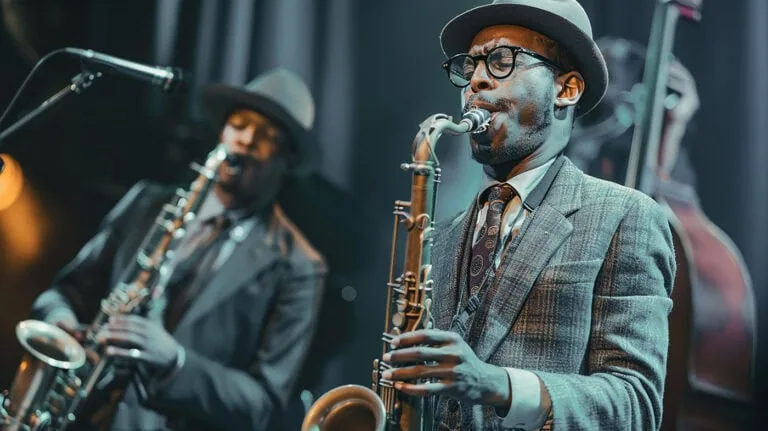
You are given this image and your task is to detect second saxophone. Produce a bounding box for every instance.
[1,143,234,431]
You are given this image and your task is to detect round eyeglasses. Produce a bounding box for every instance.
[441,45,563,88]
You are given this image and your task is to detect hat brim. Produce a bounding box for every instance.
[440,3,609,117]
[201,83,318,174]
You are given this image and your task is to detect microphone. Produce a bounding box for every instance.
[64,48,184,93]
[459,108,491,133]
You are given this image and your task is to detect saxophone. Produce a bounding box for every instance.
[301,108,490,431]
[1,143,235,431]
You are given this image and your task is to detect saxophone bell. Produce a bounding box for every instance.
[2,142,231,431]
[301,385,386,431]
[1,320,86,431]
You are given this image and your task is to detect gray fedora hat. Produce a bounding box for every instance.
[202,68,318,173]
[440,0,609,117]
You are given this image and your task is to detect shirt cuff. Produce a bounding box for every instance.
[44,307,77,325]
[501,368,549,430]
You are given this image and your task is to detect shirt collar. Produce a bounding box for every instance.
[195,189,271,225]
[477,157,557,206]
[195,190,226,224]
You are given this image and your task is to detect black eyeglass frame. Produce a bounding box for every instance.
[441,45,564,88]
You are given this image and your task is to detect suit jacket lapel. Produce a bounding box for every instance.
[175,211,280,330]
[433,204,476,331]
[473,159,583,362]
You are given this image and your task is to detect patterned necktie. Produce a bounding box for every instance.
[469,184,515,296]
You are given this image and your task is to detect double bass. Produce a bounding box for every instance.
[624,0,758,429]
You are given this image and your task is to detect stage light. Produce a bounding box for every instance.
[0,154,44,270]
[0,154,24,211]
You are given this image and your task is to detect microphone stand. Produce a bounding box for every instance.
[0,70,102,146]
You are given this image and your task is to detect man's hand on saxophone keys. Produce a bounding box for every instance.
[381,329,512,411]
[96,315,184,378]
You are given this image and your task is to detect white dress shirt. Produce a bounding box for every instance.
[472,158,555,430]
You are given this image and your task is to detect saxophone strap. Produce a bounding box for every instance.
[449,154,567,338]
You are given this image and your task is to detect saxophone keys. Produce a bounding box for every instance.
[391,312,405,329]
[395,298,407,312]
[161,220,177,234]
[172,227,186,240]
[189,162,203,173]
[136,251,154,271]
[62,386,77,398]
[161,203,181,217]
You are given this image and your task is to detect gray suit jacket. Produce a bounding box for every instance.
[32,181,326,431]
[430,157,676,430]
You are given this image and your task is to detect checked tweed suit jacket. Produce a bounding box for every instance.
[430,157,676,430]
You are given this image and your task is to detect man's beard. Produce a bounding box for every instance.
[219,157,286,210]
[470,122,548,166]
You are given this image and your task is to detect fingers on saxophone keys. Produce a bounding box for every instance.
[95,327,145,349]
[381,332,398,350]
[108,314,149,331]
[394,381,450,397]
[381,363,453,382]
[105,346,144,363]
[378,373,394,388]
[383,346,451,364]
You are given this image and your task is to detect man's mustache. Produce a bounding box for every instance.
[463,95,510,114]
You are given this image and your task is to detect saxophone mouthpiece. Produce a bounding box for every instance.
[224,153,244,176]
[460,108,491,134]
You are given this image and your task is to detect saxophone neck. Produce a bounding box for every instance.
[411,114,452,165]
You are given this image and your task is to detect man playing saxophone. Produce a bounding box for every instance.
[381,0,676,429]
[30,68,326,431]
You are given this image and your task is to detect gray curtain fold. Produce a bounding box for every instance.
[742,0,768,296]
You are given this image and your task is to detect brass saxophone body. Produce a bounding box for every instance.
[1,143,234,431]
[301,109,490,431]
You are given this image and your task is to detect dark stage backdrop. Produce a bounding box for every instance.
[0,0,765,422]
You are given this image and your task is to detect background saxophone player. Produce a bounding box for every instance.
[381,0,676,429]
[28,68,326,431]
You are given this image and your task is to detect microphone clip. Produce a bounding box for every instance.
[70,69,102,94]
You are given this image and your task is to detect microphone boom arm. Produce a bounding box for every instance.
[0,70,101,148]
